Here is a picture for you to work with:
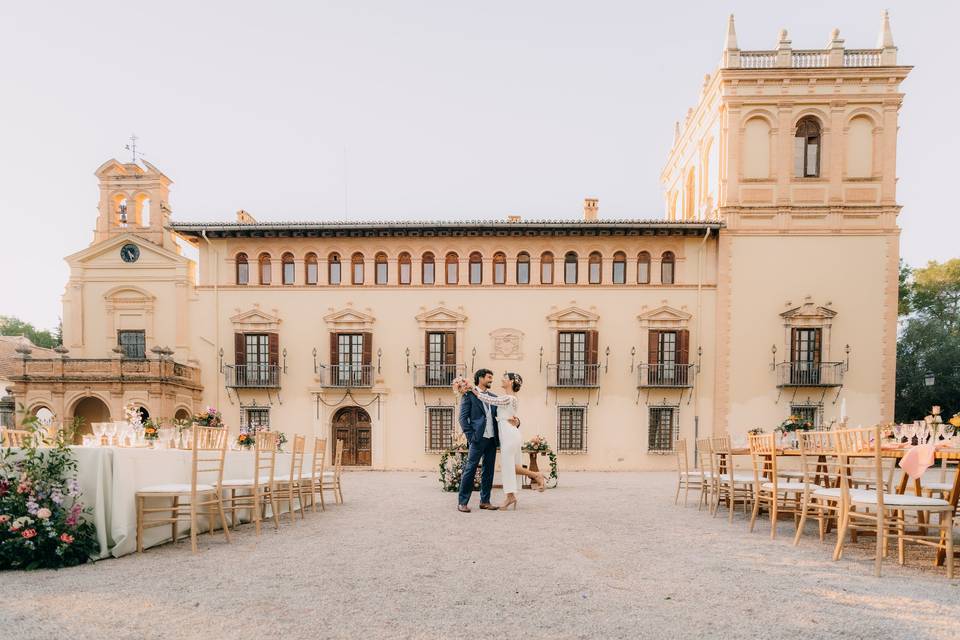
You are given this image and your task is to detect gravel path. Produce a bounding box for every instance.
[2,471,958,639]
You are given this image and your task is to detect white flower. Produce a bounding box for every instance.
[36,508,52,519]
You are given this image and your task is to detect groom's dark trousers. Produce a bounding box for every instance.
[457,391,499,506]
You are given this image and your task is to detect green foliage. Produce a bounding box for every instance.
[1,415,98,569]
[898,259,912,316]
[895,259,960,422]
[0,316,61,349]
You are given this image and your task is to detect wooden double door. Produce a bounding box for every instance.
[332,406,371,466]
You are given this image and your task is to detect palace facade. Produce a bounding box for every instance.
[10,13,909,470]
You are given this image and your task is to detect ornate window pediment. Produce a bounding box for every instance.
[415,306,466,330]
[780,299,837,328]
[231,308,281,332]
[547,306,599,330]
[324,307,375,332]
[637,305,692,329]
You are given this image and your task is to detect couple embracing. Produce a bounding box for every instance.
[457,368,546,512]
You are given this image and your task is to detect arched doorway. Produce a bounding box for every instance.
[332,406,371,466]
[33,407,55,427]
[71,396,111,436]
[174,408,191,422]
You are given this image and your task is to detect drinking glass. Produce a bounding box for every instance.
[104,422,117,447]
[92,422,105,446]
[892,423,902,442]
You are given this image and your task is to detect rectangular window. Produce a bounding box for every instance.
[329,260,341,285]
[422,261,435,285]
[565,260,577,284]
[648,407,677,453]
[661,261,674,285]
[336,333,365,386]
[658,331,677,384]
[237,262,249,285]
[791,327,822,384]
[283,261,295,285]
[243,408,270,431]
[612,262,625,284]
[494,262,505,284]
[589,262,601,284]
[400,262,411,285]
[425,332,456,386]
[558,407,586,452]
[517,261,530,285]
[446,261,458,285]
[470,261,482,285]
[541,260,553,284]
[244,333,270,385]
[353,261,364,285]
[117,330,146,359]
[260,260,271,285]
[426,407,454,452]
[638,260,650,284]
[306,262,318,285]
[790,405,820,429]
[558,331,586,385]
[376,262,388,284]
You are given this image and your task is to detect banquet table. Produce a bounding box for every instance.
[70,446,294,558]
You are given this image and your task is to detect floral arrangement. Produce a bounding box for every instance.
[776,415,814,433]
[521,435,559,483]
[949,411,960,429]
[276,431,288,452]
[450,376,472,397]
[1,416,98,569]
[236,431,254,449]
[438,450,482,493]
[142,418,161,441]
[124,403,144,431]
[192,407,223,428]
[747,427,765,436]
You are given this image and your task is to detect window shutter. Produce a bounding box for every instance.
[793,137,805,177]
[234,333,246,366]
[362,332,373,367]
[813,328,822,365]
[445,332,457,366]
[586,330,599,365]
[677,330,690,365]
[648,330,660,365]
[424,332,432,365]
[330,333,339,366]
[790,328,798,363]
[268,333,279,368]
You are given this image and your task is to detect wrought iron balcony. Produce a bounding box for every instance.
[317,364,374,388]
[413,363,465,388]
[546,363,600,389]
[637,363,695,388]
[775,361,844,387]
[224,364,281,388]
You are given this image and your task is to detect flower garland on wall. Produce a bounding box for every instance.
[0,416,98,569]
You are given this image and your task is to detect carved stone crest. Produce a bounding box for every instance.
[490,328,524,360]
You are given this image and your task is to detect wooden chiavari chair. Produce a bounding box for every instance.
[673,439,703,507]
[711,435,754,522]
[922,458,957,499]
[1,428,33,447]
[748,433,806,539]
[135,426,231,554]
[301,437,328,512]
[832,425,954,578]
[794,430,841,545]
[221,431,279,535]
[272,435,307,523]
[321,439,345,505]
[695,437,716,513]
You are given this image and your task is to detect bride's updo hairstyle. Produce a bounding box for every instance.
[504,372,523,392]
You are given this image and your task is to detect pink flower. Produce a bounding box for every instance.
[0,514,9,523]
[16,480,31,494]
[21,528,37,539]
[59,533,74,544]
[36,508,52,519]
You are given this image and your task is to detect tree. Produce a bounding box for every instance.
[898,259,912,316]
[0,316,61,349]
[911,258,960,332]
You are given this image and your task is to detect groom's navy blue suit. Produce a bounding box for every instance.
[457,389,499,506]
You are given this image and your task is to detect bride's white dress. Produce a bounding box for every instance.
[475,390,522,494]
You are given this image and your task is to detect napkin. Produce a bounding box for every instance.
[898,442,944,480]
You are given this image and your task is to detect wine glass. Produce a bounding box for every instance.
[104,421,118,447]
[92,422,105,446]
[892,423,902,443]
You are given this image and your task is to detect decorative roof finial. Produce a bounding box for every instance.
[723,14,738,51]
[878,9,895,48]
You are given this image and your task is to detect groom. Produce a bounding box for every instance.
[457,368,519,512]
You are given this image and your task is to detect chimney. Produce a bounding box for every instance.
[583,198,598,222]
[507,214,521,223]
[236,209,257,224]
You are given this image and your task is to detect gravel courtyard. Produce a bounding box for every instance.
[2,471,958,639]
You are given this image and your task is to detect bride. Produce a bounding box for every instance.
[471,372,545,509]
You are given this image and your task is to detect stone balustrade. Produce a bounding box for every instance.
[14,358,201,386]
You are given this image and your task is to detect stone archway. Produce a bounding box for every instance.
[71,396,111,436]
[174,408,191,422]
[332,406,372,466]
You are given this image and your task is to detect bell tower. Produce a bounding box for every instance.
[93,158,175,250]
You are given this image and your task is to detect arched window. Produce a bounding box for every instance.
[637,251,651,284]
[259,253,272,285]
[540,252,554,284]
[516,252,530,285]
[446,252,459,285]
[281,252,295,285]
[744,117,771,179]
[422,252,435,285]
[564,251,578,284]
[661,251,675,285]
[794,117,822,177]
[375,252,388,284]
[493,252,506,285]
[469,252,483,285]
[305,253,318,285]
[846,116,873,178]
[588,252,602,284]
[351,252,365,285]
[328,253,341,285]
[612,251,626,284]
[398,252,412,285]
[236,253,249,285]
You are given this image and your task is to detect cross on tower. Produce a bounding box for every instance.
[124,134,141,163]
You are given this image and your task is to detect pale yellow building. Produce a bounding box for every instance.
[11,13,909,470]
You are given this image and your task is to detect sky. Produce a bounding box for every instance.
[1,1,956,330]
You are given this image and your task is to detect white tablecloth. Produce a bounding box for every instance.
[71,447,294,558]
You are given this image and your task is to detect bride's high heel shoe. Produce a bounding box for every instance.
[500,495,518,510]
[535,473,547,492]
